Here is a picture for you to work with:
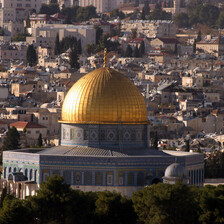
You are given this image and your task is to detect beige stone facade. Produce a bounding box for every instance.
[121,20,176,38]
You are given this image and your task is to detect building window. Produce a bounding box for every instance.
[70,129,75,140]
[8,167,12,173]
[63,170,71,184]
[118,172,124,185]
[13,167,17,172]
[96,172,102,185]
[137,172,144,186]
[128,172,134,186]
[107,172,113,185]
[3,167,6,179]
[85,172,92,185]
[74,172,81,185]
[30,169,33,180]
[25,168,28,177]
[34,170,38,182]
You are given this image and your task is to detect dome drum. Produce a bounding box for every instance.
[61,123,150,149]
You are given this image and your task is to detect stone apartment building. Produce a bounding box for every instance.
[11,80,45,97]
[29,13,64,28]
[196,35,224,57]
[0,0,41,26]
[79,0,117,13]
[0,43,27,68]
[26,24,96,53]
[121,20,176,38]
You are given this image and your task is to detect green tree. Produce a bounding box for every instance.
[76,6,97,22]
[193,39,196,53]
[37,133,43,147]
[69,45,80,70]
[95,191,136,224]
[85,43,95,55]
[39,3,60,15]
[217,11,224,29]
[60,36,77,52]
[94,25,103,45]
[0,187,7,207]
[54,33,60,55]
[139,40,145,56]
[197,30,202,42]
[185,139,190,152]
[26,44,37,67]
[0,195,33,224]
[199,185,224,224]
[152,131,158,150]
[141,10,146,20]
[110,9,125,19]
[125,45,133,57]
[149,3,172,20]
[2,127,20,151]
[174,13,189,28]
[28,175,73,224]
[205,150,224,178]
[199,4,219,27]
[142,1,150,19]
[0,28,4,36]
[132,183,199,224]
[77,38,82,54]
[12,32,30,42]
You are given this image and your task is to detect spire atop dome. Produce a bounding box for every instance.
[103,48,107,68]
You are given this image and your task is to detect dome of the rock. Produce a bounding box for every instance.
[60,67,147,124]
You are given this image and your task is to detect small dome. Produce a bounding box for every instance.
[60,67,147,124]
[164,163,186,178]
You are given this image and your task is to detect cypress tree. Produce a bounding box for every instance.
[125,45,133,57]
[139,41,145,56]
[54,33,61,55]
[77,39,82,54]
[37,133,43,147]
[133,45,140,57]
[152,131,158,150]
[69,45,80,70]
[26,44,37,67]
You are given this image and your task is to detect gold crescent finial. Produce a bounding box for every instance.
[103,48,107,68]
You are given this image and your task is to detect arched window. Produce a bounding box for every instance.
[128,172,134,186]
[137,172,144,186]
[96,172,102,185]
[13,167,17,173]
[8,167,12,173]
[34,170,38,182]
[30,169,33,180]
[3,167,6,179]
[25,168,28,177]
[63,170,71,184]
[74,172,81,185]
[118,172,124,186]
[85,172,92,185]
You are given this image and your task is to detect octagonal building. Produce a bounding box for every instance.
[2,64,204,198]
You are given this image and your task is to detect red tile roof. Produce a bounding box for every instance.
[10,121,46,129]
[158,37,179,44]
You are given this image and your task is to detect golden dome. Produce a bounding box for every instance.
[60,67,147,124]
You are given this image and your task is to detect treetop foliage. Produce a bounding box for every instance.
[1,175,224,224]
[2,126,20,151]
